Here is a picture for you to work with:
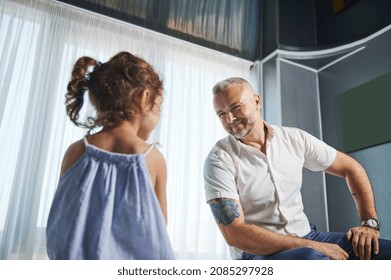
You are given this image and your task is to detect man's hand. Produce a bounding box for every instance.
[309,242,349,260]
[346,226,380,259]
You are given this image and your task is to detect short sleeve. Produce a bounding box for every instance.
[299,129,337,171]
[203,148,240,203]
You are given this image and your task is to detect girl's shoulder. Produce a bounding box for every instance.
[60,139,86,176]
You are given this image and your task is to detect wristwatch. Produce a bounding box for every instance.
[361,218,380,230]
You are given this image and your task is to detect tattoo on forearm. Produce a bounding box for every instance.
[208,198,240,226]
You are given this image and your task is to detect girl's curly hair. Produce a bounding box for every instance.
[65,51,163,129]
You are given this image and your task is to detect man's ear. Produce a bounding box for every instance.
[140,89,151,112]
[254,93,261,109]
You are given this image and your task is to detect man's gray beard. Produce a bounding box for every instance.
[230,121,254,140]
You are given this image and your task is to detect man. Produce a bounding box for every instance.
[203,77,391,260]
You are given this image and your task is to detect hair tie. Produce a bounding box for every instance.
[83,72,91,80]
[84,61,102,81]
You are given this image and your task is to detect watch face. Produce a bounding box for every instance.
[367,219,378,227]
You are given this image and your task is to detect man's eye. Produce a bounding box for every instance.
[232,105,241,112]
[218,113,226,118]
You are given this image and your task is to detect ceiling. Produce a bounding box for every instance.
[57,0,391,63]
[57,0,261,61]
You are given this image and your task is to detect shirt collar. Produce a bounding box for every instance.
[228,121,274,153]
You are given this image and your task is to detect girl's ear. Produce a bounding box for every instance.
[140,89,151,112]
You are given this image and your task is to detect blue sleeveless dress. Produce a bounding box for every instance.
[46,138,175,259]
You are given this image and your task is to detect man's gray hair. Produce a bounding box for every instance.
[212,77,251,95]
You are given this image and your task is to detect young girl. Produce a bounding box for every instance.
[46,51,175,259]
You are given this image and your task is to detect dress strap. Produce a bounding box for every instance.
[83,137,89,147]
[144,142,159,155]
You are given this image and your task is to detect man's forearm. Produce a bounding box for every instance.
[345,160,377,220]
[222,221,312,255]
[208,198,302,254]
[326,151,378,221]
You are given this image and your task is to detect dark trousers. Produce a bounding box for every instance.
[242,224,391,260]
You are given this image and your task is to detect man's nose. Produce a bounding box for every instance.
[226,112,236,123]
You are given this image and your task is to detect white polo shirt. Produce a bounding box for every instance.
[203,123,336,259]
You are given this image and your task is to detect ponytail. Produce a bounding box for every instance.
[65,57,100,127]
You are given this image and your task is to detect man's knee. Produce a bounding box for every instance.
[372,239,391,260]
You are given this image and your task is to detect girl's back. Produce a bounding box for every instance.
[46,134,174,259]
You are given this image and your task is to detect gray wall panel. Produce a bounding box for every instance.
[280,61,328,231]
[318,28,391,238]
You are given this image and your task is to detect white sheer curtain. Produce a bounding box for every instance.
[0,0,252,259]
